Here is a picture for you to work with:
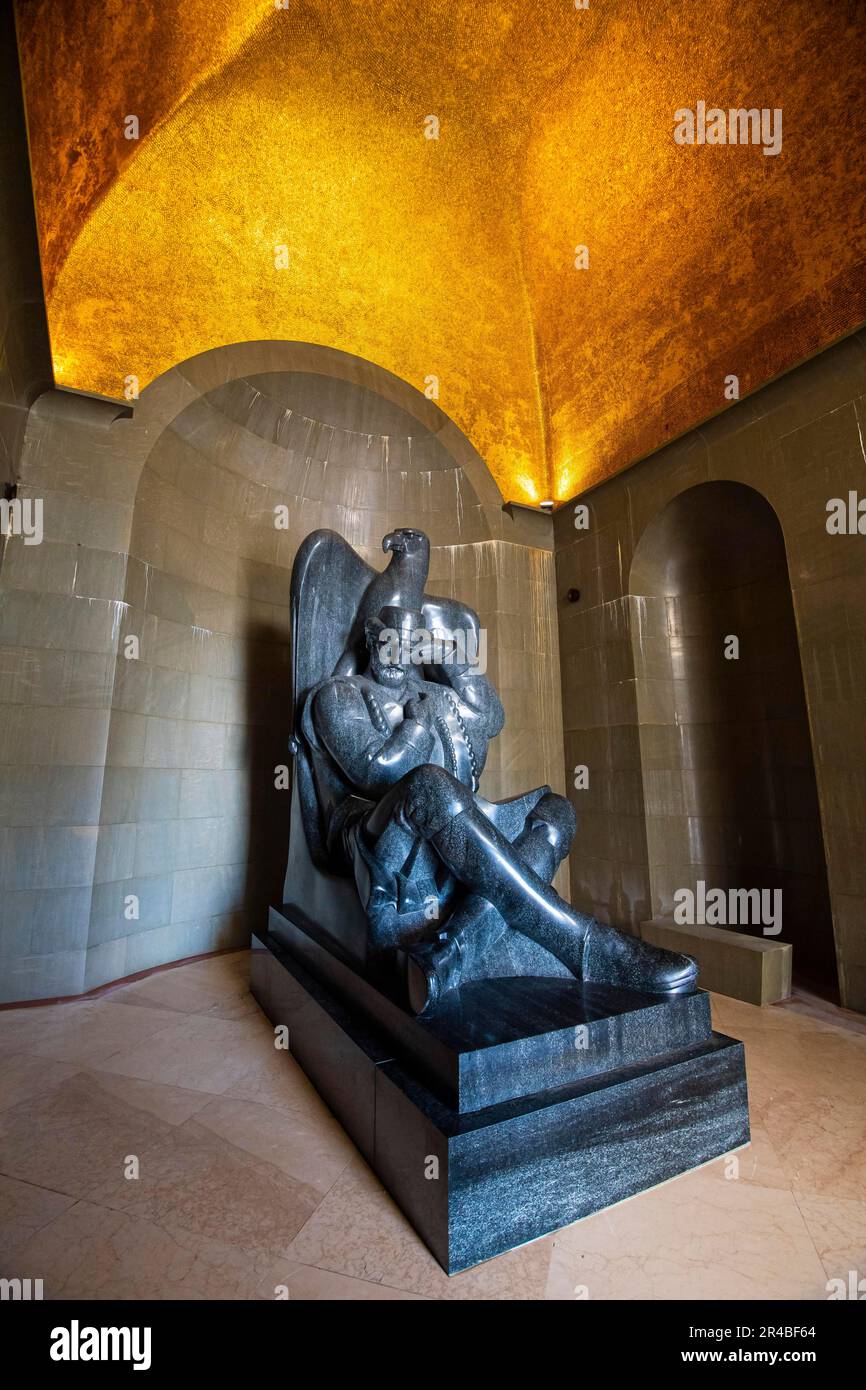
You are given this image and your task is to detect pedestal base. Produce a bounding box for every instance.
[251,920,749,1275]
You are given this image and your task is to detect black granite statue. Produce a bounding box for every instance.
[256,524,747,1274]
[287,527,697,1013]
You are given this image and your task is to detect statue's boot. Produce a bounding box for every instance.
[404,929,469,1015]
[405,812,567,1013]
[409,807,696,1007]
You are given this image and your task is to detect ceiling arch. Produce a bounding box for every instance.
[15,0,866,502]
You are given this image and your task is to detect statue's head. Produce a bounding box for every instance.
[364,605,424,688]
[364,603,456,689]
[382,528,429,560]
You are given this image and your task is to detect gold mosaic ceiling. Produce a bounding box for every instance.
[15,0,866,502]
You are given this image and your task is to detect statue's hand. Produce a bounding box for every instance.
[404,692,434,726]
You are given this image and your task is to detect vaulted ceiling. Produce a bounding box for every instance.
[14,0,866,501]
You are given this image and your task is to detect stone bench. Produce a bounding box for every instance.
[641,917,792,1006]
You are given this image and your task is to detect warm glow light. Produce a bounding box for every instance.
[528,1,866,496]
[15,0,866,502]
[554,458,588,504]
[512,474,540,504]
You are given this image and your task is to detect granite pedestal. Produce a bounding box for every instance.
[252,909,750,1274]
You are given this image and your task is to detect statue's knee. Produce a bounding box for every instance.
[402,763,468,836]
[528,792,576,859]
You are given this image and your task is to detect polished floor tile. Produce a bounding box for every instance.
[92,1009,277,1095]
[81,1119,323,1258]
[190,1094,355,1196]
[0,1199,300,1301]
[2,998,186,1066]
[544,1160,829,1301]
[110,952,258,1021]
[223,1044,329,1118]
[0,1052,80,1113]
[795,1192,866,1290]
[0,952,863,1300]
[287,1157,556,1300]
[280,1262,427,1300]
[0,1070,177,1198]
[0,1173,76,1262]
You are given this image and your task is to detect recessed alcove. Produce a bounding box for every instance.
[629,480,837,1000]
[83,355,565,994]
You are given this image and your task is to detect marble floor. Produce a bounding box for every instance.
[0,950,864,1301]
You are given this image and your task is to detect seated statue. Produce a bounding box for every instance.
[288,527,697,1014]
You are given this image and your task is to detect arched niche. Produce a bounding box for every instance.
[629,480,838,1000]
[83,342,564,989]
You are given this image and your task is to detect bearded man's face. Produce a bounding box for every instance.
[367,633,413,688]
